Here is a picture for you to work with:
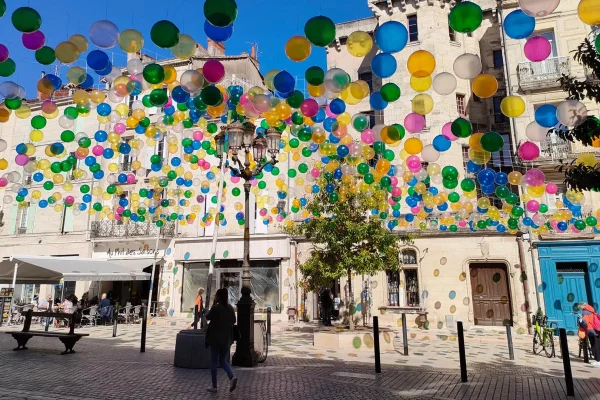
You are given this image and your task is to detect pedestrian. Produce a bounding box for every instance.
[578,303,600,365]
[320,288,333,326]
[192,287,204,330]
[205,288,238,393]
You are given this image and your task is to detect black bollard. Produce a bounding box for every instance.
[267,307,272,347]
[402,313,408,356]
[140,304,147,353]
[559,328,574,397]
[506,325,514,360]
[373,316,381,373]
[457,321,467,383]
[113,302,119,338]
[583,337,589,364]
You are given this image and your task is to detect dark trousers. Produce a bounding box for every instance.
[322,305,331,325]
[192,306,202,329]
[210,346,234,388]
[589,332,600,362]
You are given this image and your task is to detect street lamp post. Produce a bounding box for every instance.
[215,121,281,367]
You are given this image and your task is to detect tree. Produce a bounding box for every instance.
[557,38,600,191]
[286,181,408,329]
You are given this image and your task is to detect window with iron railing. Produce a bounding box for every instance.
[456,94,466,116]
[408,15,418,42]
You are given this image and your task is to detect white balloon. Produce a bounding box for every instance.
[8,171,21,183]
[518,0,560,17]
[324,68,350,93]
[107,90,124,104]
[421,144,440,162]
[431,174,443,184]
[109,111,121,123]
[0,82,22,98]
[11,183,22,193]
[24,161,37,173]
[131,100,144,111]
[432,72,457,95]
[127,59,144,75]
[106,66,122,83]
[3,195,12,204]
[556,100,587,127]
[59,115,75,129]
[180,70,204,93]
[453,53,481,80]
[0,139,7,152]
[526,121,548,142]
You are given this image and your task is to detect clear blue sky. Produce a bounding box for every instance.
[1,0,373,98]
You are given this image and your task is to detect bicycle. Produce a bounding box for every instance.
[572,311,594,361]
[532,314,556,358]
[254,320,268,363]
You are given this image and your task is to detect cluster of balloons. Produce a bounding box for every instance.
[0,1,598,238]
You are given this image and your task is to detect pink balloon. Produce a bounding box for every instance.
[524,36,551,62]
[22,31,45,51]
[518,141,540,161]
[390,177,399,186]
[116,206,124,214]
[203,60,225,84]
[361,129,375,144]
[300,99,319,118]
[391,187,402,197]
[64,196,75,205]
[114,123,126,134]
[325,104,337,117]
[406,155,421,172]
[92,145,104,156]
[404,113,425,133]
[524,168,545,186]
[459,220,467,227]
[164,98,173,108]
[310,168,320,178]
[193,131,203,141]
[0,177,8,187]
[442,122,458,141]
[126,174,136,184]
[388,198,397,206]
[15,154,29,166]
[259,208,267,217]
[239,93,250,106]
[115,214,122,221]
[526,200,540,213]
[546,182,558,194]
[0,44,8,63]
[571,226,581,233]
[230,176,240,184]
[410,206,421,214]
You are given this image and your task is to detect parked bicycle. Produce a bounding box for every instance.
[532,314,556,358]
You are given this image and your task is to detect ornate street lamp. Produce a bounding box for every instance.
[217,122,281,367]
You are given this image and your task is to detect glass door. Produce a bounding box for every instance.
[218,269,242,306]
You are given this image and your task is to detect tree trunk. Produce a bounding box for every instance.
[347,269,354,330]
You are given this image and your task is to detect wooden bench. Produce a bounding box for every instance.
[5,309,89,354]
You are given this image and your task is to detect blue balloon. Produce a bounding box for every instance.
[370,91,388,110]
[171,86,190,103]
[375,21,408,53]
[466,160,482,173]
[557,221,568,231]
[371,52,397,78]
[103,148,114,159]
[33,172,43,182]
[504,10,535,40]
[312,108,326,123]
[323,117,336,132]
[481,184,495,195]
[495,172,508,185]
[432,135,451,152]
[328,134,340,144]
[87,50,110,71]
[535,104,558,128]
[329,98,346,115]
[118,174,127,184]
[273,71,295,94]
[82,194,92,203]
[337,144,349,158]
[497,224,506,232]
[477,168,496,186]
[95,61,113,77]
[45,74,62,90]
[97,103,111,117]
[85,156,96,166]
[81,74,94,89]
[93,170,104,179]
[204,20,234,42]
[171,157,181,167]
[39,200,48,208]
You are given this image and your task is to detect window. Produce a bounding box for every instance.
[408,15,418,42]
[472,93,481,103]
[68,153,79,180]
[456,94,466,116]
[462,145,470,172]
[467,31,473,38]
[490,133,513,167]
[358,70,373,91]
[493,50,504,67]
[402,249,417,265]
[404,269,420,307]
[449,25,456,42]
[120,137,134,171]
[386,270,400,306]
[156,136,167,160]
[18,204,29,234]
[493,97,508,123]
[23,157,36,185]
[535,30,558,57]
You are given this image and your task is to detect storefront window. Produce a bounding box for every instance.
[404,269,420,307]
[386,271,400,306]
[181,262,213,313]
[250,261,280,312]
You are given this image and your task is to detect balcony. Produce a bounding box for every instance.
[517,56,570,91]
[537,138,600,164]
[91,220,176,239]
[585,65,600,83]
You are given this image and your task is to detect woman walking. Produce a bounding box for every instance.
[205,288,238,393]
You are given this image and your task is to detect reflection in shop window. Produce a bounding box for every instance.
[404,269,420,307]
[386,270,400,306]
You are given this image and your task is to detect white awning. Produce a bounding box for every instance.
[0,255,157,284]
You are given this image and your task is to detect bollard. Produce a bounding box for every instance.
[559,328,574,397]
[506,325,514,360]
[45,314,50,332]
[267,307,272,347]
[140,304,147,353]
[583,337,589,364]
[113,302,119,338]
[457,321,467,383]
[401,313,408,356]
[373,316,381,373]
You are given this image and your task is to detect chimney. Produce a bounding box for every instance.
[251,45,257,60]
[207,39,225,56]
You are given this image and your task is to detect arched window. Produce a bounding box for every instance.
[402,249,417,265]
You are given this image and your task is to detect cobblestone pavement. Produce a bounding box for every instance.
[0,323,599,399]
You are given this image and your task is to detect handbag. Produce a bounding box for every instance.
[232,325,241,342]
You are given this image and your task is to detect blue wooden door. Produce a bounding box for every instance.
[556,271,589,333]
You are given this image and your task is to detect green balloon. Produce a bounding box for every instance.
[460,178,475,192]
[43,181,54,190]
[89,163,101,173]
[352,114,369,132]
[0,1,5,17]
[596,34,600,54]
[495,185,510,199]
[301,147,312,157]
[305,16,336,47]
[5,97,21,110]
[480,131,504,153]
[61,130,75,142]
[357,163,369,175]
[142,95,153,108]
[291,112,304,125]
[388,124,405,141]
[31,115,47,129]
[451,117,473,138]
[506,193,519,205]
[150,89,169,107]
[150,154,162,164]
[193,96,207,111]
[380,83,400,102]
[60,160,72,172]
[80,184,90,194]
[305,66,325,85]
[442,166,459,180]
[364,173,374,184]
[143,63,165,84]
[539,204,549,213]
[288,169,297,178]
[298,163,308,173]
[449,1,483,34]
[35,46,56,65]
[50,162,61,173]
[373,141,385,154]
[287,91,305,108]
[107,185,116,195]
[200,86,223,107]
[204,0,238,27]
[64,107,78,119]
[383,149,395,161]
[448,192,460,203]
[298,128,312,142]
[443,178,458,189]
[12,7,41,33]
[0,58,16,77]
[150,20,180,48]
[587,216,598,226]
[574,220,587,230]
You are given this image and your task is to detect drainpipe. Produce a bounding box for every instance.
[290,240,299,317]
[516,234,532,334]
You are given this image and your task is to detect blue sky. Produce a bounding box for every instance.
[2,0,373,98]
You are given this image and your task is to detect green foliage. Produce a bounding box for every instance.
[286,184,407,292]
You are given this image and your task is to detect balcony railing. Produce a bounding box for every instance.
[517,56,570,91]
[91,220,176,239]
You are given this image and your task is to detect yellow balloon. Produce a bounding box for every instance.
[578,0,600,25]
[285,36,311,62]
[307,84,326,98]
[337,112,352,126]
[163,65,177,84]
[500,96,525,118]
[472,74,498,99]
[15,105,31,119]
[469,148,491,165]
[411,94,434,115]
[410,76,432,92]
[469,133,484,151]
[347,31,373,57]
[55,41,80,64]
[407,50,436,78]
[508,171,522,185]
[116,103,130,117]
[69,34,88,53]
[171,34,196,59]
[404,137,423,155]
[577,153,597,167]
[30,129,44,142]
[90,90,106,104]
